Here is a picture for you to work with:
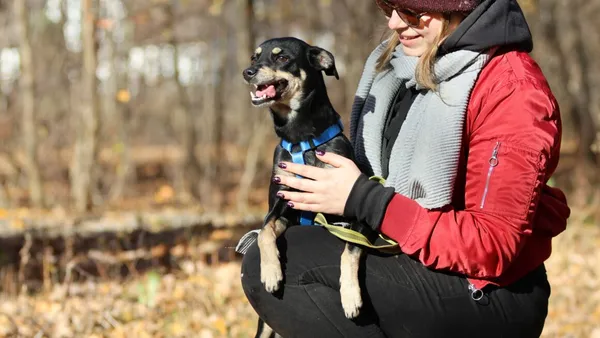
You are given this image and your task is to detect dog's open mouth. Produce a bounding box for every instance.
[250,79,289,106]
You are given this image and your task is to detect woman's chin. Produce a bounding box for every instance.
[401,44,425,57]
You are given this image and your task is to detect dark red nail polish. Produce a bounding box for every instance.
[273,176,281,183]
[278,162,287,169]
[277,192,284,198]
[287,202,294,208]
[316,150,325,156]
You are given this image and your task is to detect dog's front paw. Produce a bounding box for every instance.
[340,284,363,319]
[261,262,283,293]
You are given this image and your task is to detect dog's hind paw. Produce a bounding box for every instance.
[261,263,283,293]
[340,285,363,319]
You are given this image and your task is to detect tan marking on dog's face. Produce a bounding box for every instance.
[272,47,282,55]
[251,67,304,112]
[300,69,307,81]
[255,47,262,55]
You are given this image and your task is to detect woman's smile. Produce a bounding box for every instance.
[399,34,421,46]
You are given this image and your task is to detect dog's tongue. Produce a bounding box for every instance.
[256,85,276,98]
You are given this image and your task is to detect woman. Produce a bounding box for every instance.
[241,0,570,336]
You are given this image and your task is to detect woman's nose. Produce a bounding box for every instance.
[388,10,407,30]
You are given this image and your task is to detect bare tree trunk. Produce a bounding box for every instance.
[0,181,9,208]
[166,3,200,202]
[200,40,227,210]
[106,0,131,202]
[236,0,264,211]
[70,0,100,213]
[213,46,227,210]
[199,55,216,208]
[15,0,44,208]
[236,113,271,212]
[234,0,256,144]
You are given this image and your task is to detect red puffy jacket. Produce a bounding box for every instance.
[380,49,571,290]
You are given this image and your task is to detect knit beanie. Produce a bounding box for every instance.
[385,0,484,13]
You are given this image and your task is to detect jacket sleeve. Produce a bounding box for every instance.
[379,79,561,279]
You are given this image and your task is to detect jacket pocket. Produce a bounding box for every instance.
[477,140,545,220]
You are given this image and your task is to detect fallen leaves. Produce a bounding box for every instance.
[0,211,597,337]
[543,221,600,337]
[0,262,257,338]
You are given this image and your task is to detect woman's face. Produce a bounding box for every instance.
[387,10,446,57]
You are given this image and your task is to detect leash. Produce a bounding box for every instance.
[313,176,400,253]
[280,119,344,225]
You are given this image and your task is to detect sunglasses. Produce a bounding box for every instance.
[374,0,427,28]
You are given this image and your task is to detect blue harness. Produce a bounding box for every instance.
[280,119,344,225]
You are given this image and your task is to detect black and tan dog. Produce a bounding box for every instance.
[242,37,379,336]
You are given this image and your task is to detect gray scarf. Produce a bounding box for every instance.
[350,42,493,209]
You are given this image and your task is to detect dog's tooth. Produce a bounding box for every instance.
[250,91,256,99]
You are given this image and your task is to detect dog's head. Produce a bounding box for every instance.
[242,37,338,109]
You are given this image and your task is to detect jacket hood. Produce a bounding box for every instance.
[439,0,533,55]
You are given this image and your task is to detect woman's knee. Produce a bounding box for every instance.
[239,226,344,294]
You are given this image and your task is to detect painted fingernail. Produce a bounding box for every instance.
[287,202,295,208]
[277,192,284,198]
[278,162,287,169]
[316,150,325,156]
[273,176,281,183]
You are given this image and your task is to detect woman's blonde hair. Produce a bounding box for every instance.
[375,14,454,91]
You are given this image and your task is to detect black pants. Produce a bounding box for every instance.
[241,226,550,338]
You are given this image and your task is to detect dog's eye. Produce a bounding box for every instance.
[276,55,289,63]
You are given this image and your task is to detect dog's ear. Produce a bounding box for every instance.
[307,47,339,80]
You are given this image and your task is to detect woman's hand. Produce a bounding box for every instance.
[274,151,362,216]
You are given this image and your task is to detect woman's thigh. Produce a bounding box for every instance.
[241,226,387,337]
[241,226,550,338]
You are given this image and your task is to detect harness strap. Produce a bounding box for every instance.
[280,119,344,226]
[314,176,400,253]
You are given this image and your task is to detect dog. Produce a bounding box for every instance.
[241,37,380,337]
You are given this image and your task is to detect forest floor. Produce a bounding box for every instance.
[0,207,598,337]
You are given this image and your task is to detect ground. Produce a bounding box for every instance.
[0,221,598,338]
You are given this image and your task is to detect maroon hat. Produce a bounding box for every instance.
[379,0,483,13]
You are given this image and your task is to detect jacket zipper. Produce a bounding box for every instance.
[468,283,484,301]
[480,141,501,209]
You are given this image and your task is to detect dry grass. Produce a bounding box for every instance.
[0,219,598,338]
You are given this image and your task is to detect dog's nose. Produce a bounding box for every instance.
[243,67,257,80]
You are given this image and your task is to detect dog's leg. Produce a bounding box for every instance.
[340,243,363,319]
[255,318,283,338]
[258,197,290,293]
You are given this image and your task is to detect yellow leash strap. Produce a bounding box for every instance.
[314,176,400,254]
